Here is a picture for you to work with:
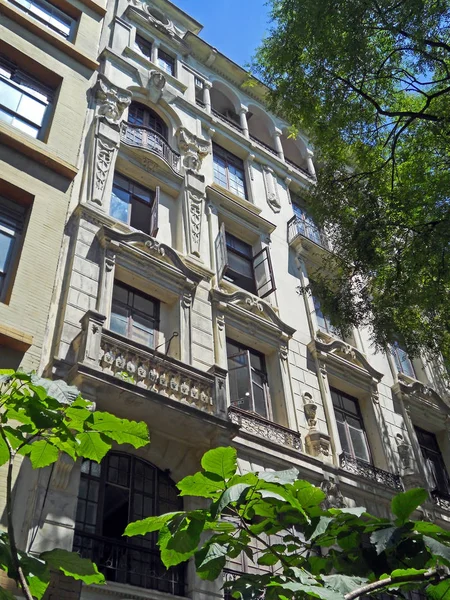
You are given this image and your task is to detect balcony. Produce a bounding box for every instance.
[75,311,227,419]
[121,122,181,172]
[340,452,403,491]
[288,214,330,251]
[229,406,302,451]
[211,107,243,134]
[285,156,314,179]
[73,531,184,596]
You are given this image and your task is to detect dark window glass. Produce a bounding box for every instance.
[415,426,450,496]
[293,202,323,245]
[110,281,159,349]
[157,49,175,76]
[74,453,184,595]
[312,295,341,338]
[127,102,168,139]
[332,389,371,463]
[227,339,270,419]
[391,341,416,378]
[9,0,73,38]
[0,57,53,139]
[213,144,246,199]
[110,172,154,233]
[134,34,152,60]
[0,196,26,301]
[224,232,256,294]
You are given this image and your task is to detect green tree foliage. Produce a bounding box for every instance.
[126,447,450,600]
[253,0,450,362]
[0,370,150,600]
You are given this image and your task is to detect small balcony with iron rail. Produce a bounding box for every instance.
[121,121,181,173]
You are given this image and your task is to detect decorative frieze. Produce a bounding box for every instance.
[229,406,302,451]
[340,452,403,491]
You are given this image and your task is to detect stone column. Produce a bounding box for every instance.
[180,283,194,364]
[203,80,212,113]
[239,105,249,138]
[306,148,316,177]
[274,127,284,161]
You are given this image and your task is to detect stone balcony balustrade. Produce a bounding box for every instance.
[75,310,227,418]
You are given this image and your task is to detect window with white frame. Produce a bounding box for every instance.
[332,388,371,463]
[215,224,276,299]
[0,57,53,139]
[0,196,26,302]
[312,294,342,338]
[8,0,73,38]
[110,173,159,236]
[213,144,247,200]
[157,49,175,76]
[227,338,271,419]
[110,281,160,349]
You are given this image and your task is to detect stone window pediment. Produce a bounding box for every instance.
[393,375,450,417]
[309,336,383,385]
[211,288,295,348]
[97,225,204,296]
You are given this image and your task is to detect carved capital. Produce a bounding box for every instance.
[177,127,210,172]
[95,75,131,126]
[279,345,289,361]
[147,70,166,104]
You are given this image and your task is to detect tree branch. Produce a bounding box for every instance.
[344,567,444,600]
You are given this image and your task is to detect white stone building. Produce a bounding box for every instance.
[5,0,450,598]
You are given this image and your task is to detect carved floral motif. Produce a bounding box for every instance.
[177,127,210,172]
[95,75,131,125]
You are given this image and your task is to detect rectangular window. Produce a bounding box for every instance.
[213,144,247,200]
[391,341,415,378]
[332,388,371,463]
[226,339,270,419]
[8,0,73,38]
[415,426,450,497]
[0,57,53,139]
[215,224,276,299]
[157,49,175,76]
[110,173,159,236]
[134,34,152,61]
[110,282,160,349]
[0,196,26,302]
[194,76,204,106]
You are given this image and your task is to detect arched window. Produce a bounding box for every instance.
[74,453,184,595]
[128,102,168,140]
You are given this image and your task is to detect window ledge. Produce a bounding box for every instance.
[208,183,269,223]
[0,0,100,70]
[0,323,33,352]
[0,121,78,180]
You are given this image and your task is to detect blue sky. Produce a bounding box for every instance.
[172,0,270,68]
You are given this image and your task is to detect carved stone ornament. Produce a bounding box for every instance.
[262,165,282,213]
[51,454,75,491]
[320,478,346,509]
[187,191,203,256]
[147,70,166,104]
[130,1,184,40]
[95,75,132,126]
[395,433,413,472]
[177,127,210,172]
[92,136,116,205]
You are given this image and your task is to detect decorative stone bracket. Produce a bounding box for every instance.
[95,74,132,127]
[262,165,281,213]
[177,127,210,172]
[303,391,331,458]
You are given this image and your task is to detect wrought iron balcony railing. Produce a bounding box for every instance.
[431,490,450,512]
[249,133,278,157]
[121,122,181,172]
[340,452,403,491]
[229,406,302,451]
[77,311,227,418]
[73,531,185,596]
[211,107,243,133]
[287,214,330,251]
[285,156,314,179]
